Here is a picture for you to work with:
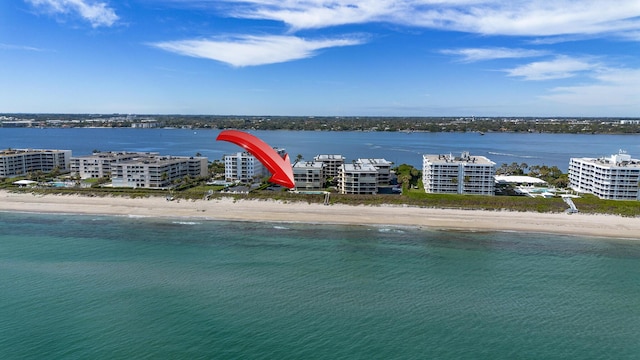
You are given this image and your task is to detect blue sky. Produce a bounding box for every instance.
[1,0,640,117]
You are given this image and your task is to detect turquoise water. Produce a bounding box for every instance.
[1,212,639,359]
[49,181,69,188]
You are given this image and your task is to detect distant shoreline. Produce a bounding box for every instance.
[2,114,639,134]
[2,190,639,240]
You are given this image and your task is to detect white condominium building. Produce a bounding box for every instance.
[314,154,345,179]
[0,148,71,177]
[224,151,266,183]
[111,155,208,188]
[357,158,393,185]
[293,161,325,190]
[569,151,640,201]
[339,163,378,194]
[422,152,495,195]
[71,151,159,179]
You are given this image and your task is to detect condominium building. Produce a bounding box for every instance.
[1,120,33,127]
[314,154,345,179]
[339,163,378,194]
[130,120,159,128]
[223,148,288,184]
[293,161,325,190]
[224,151,266,183]
[71,151,159,179]
[111,155,208,188]
[569,151,640,200]
[422,152,495,195]
[0,148,71,178]
[357,158,393,185]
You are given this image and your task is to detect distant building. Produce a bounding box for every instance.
[569,151,640,200]
[422,152,495,195]
[0,149,71,178]
[314,154,345,180]
[1,120,33,128]
[293,161,325,190]
[339,162,378,194]
[130,120,159,128]
[71,151,159,179]
[357,158,393,185]
[111,155,208,188]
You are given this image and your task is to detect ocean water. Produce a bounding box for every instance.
[1,212,639,359]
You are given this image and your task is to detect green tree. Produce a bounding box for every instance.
[49,166,61,178]
[394,164,421,188]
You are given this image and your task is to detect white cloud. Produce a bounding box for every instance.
[150,35,363,67]
[409,1,640,37]
[26,0,118,27]
[618,30,640,41]
[441,47,547,62]
[505,56,598,80]
[0,43,47,52]
[150,1,640,67]
[233,0,396,31]
[214,0,640,38]
[542,68,640,108]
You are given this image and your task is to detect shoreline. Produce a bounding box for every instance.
[1,190,639,240]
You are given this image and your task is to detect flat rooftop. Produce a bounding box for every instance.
[293,161,323,169]
[315,154,345,161]
[119,155,207,165]
[423,152,494,165]
[572,153,640,169]
[495,175,546,184]
[0,149,69,156]
[74,151,159,159]
[358,158,392,166]
[343,163,377,172]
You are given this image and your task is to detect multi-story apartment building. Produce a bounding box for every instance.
[111,155,208,188]
[293,161,325,190]
[422,152,495,195]
[357,158,393,185]
[0,149,71,178]
[339,163,378,194]
[224,151,266,183]
[223,148,288,184]
[71,151,158,179]
[130,120,159,128]
[569,151,640,200]
[314,154,345,180]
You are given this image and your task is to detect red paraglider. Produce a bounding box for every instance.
[216,129,296,189]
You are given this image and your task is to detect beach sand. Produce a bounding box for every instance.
[1,190,639,240]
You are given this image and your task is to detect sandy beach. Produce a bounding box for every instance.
[1,190,639,240]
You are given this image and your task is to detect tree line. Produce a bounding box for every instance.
[4,114,640,134]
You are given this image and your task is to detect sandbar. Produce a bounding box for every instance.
[1,190,639,240]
